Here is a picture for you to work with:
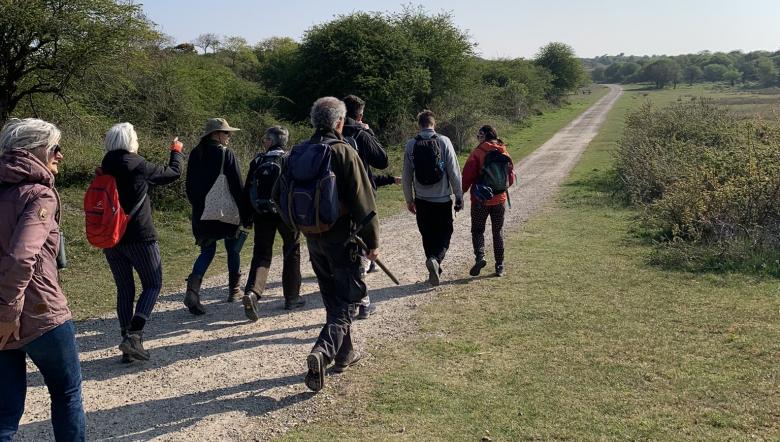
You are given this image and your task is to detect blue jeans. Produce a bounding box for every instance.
[191,231,247,277]
[0,321,85,441]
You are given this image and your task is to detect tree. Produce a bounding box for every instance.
[619,62,641,80]
[392,6,476,109]
[604,63,625,83]
[591,66,606,83]
[684,65,703,85]
[755,57,778,87]
[534,42,586,99]
[194,33,221,54]
[703,63,728,82]
[722,68,741,86]
[643,59,679,89]
[280,12,429,127]
[0,0,156,122]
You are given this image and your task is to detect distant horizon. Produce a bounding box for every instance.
[140,0,780,60]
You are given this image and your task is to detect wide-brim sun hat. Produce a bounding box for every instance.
[201,118,241,139]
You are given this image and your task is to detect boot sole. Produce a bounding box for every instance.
[242,294,260,321]
[305,353,324,392]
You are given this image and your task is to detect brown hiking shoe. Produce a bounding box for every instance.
[332,351,362,374]
[118,331,150,361]
[242,291,260,321]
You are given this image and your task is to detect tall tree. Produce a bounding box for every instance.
[0,0,156,121]
[643,59,679,89]
[684,65,703,85]
[534,42,586,99]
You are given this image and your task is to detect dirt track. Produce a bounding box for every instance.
[17,85,622,441]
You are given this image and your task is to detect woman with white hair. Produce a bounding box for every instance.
[0,118,85,440]
[100,122,183,362]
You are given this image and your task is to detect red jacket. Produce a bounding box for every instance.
[462,141,515,206]
[0,149,71,349]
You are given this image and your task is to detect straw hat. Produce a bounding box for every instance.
[200,118,240,139]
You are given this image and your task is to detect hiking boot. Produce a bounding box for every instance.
[284,296,306,310]
[227,272,243,303]
[356,304,376,320]
[495,264,505,277]
[118,331,150,361]
[469,257,487,276]
[245,267,269,300]
[305,352,325,392]
[425,257,440,286]
[332,351,362,374]
[184,274,206,315]
[242,291,260,321]
[120,328,133,364]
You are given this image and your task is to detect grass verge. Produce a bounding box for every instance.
[280,85,780,440]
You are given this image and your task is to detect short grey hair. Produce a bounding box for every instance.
[0,118,61,154]
[310,97,346,131]
[104,122,139,153]
[263,125,289,147]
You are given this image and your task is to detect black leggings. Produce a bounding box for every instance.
[471,203,506,264]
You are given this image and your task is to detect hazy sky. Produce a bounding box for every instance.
[141,0,780,58]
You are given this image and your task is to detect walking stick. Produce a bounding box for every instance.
[347,212,400,285]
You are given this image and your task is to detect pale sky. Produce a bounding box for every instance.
[140,0,780,59]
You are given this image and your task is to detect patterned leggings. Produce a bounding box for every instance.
[471,203,506,264]
[103,241,163,329]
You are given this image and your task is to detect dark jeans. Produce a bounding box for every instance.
[306,236,366,363]
[0,321,85,442]
[414,198,454,263]
[245,213,301,300]
[103,240,163,329]
[191,231,247,277]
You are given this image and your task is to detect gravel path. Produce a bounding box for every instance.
[17,85,622,441]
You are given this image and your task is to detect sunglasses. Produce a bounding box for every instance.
[51,144,62,155]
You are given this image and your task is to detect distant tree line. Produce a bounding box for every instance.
[584,50,780,89]
[2,1,590,160]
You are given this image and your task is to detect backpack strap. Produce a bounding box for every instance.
[128,193,147,217]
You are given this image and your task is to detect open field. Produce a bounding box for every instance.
[57,88,608,320]
[279,85,780,440]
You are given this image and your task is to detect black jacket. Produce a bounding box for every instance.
[185,138,247,242]
[101,149,183,244]
[342,117,388,191]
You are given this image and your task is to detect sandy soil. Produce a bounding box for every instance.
[16,85,622,441]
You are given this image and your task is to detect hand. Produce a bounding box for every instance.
[454,199,463,212]
[366,248,379,262]
[360,122,370,130]
[407,202,416,214]
[0,318,21,350]
[170,136,183,153]
[394,176,402,185]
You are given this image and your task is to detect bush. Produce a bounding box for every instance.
[616,98,780,272]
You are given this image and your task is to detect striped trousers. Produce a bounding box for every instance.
[103,240,163,329]
[471,203,506,265]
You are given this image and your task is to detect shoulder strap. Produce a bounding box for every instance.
[219,147,226,175]
[128,193,147,217]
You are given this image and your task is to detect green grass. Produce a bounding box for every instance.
[58,88,608,320]
[281,85,780,440]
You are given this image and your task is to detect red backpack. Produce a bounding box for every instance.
[83,170,146,248]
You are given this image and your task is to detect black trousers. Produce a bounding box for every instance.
[471,203,506,264]
[414,198,454,263]
[307,236,366,363]
[245,213,301,300]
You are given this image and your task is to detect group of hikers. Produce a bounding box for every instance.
[0,94,514,440]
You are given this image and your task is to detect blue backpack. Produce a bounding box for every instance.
[278,139,343,234]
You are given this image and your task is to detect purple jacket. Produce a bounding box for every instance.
[0,149,71,349]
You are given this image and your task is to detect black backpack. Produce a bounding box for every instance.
[248,150,284,215]
[412,135,445,185]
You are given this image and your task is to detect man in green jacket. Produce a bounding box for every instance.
[277,96,379,392]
